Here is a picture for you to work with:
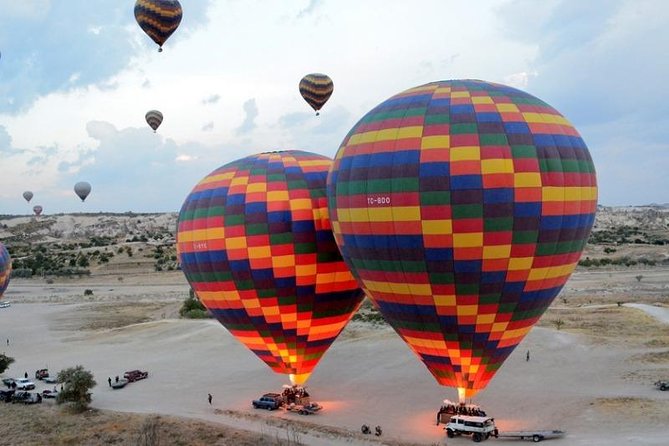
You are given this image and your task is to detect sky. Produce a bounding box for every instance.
[0,0,667,214]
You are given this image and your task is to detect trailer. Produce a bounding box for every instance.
[495,430,565,442]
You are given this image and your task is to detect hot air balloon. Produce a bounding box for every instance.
[177,150,364,385]
[0,242,11,300]
[299,74,334,116]
[74,182,91,202]
[22,191,33,202]
[327,80,597,401]
[33,205,43,216]
[134,0,183,52]
[145,110,164,132]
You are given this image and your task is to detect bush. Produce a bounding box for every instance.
[0,354,15,374]
[179,289,210,319]
[56,365,96,411]
[84,289,94,296]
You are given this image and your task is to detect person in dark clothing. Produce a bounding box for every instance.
[526,350,530,362]
[108,377,112,387]
[24,372,28,379]
[208,393,212,405]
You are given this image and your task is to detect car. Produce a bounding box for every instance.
[2,377,15,388]
[0,389,15,402]
[252,393,283,410]
[0,301,10,308]
[655,380,668,391]
[12,391,42,404]
[111,378,129,389]
[34,369,49,380]
[41,389,59,399]
[43,375,60,384]
[15,378,36,390]
[123,370,149,382]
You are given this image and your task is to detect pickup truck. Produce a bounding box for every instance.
[15,378,36,390]
[123,370,149,382]
[252,393,283,410]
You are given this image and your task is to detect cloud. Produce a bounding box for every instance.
[202,94,220,105]
[297,0,324,18]
[0,1,213,114]
[202,121,214,132]
[503,71,538,89]
[235,98,258,135]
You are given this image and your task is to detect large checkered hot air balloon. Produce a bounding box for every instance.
[327,80,597,401]
[0,242,11,300]
[177,150,364,385]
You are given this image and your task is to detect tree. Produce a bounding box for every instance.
[56,365,96,410]
[635,275,643,282]
[553,319,565,331]
[0,354,15,374]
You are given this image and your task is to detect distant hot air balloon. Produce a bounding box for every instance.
[134,0,183,52]
[299,74,334,115]
[74,182,92,202]
[177,150,364,385]
[33,205,43,216]
[22,191,33,202]
[0,242,11,300]
[145,110,164,132]
[327,80,598,402]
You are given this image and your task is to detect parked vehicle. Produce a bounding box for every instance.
[41,389,59,399]
[2,377,15,388]
[445,415,497,442]
[44,375,60,384]
[252,393,283,410]
[286,401,322,415]
[111,378,129,389]
[655,380,668,391]
[35,369,49,380]
[15,378,36,390]
[0,389,15,402]
[0,301,10,308]
[123,370,149,382]
[12,391,42,404]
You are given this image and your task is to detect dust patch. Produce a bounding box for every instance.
[591,397,669,423]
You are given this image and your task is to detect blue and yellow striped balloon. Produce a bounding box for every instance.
[134,0,183,52]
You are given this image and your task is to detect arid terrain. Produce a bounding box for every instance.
[0,206,668,445]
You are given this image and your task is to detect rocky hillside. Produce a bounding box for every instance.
[0,205,668,277]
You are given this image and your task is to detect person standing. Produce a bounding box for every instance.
[208,393,212,405]
[526,350,530,362]
[108,377,112,387]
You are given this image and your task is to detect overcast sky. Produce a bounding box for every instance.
[0,0,667,214]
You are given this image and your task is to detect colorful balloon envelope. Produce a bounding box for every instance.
[177,150,364,385]
[134,0,183,52]
[33,205,43,216]
[0,243,10,300]
[299,74,334,115]
[22,191,33,202]
[327,80,597,400]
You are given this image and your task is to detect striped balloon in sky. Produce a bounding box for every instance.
[177,150,364,385]
[299,74,334,115]
[145,110,164,132]
[327,80,597,400]
[0,242,11,300]
[134,0,183,52]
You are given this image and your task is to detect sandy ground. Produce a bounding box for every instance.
[1,271,668,446]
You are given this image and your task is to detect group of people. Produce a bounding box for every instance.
[436,402,487,424]
[281,385,310,405]
[361,424,382,436]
